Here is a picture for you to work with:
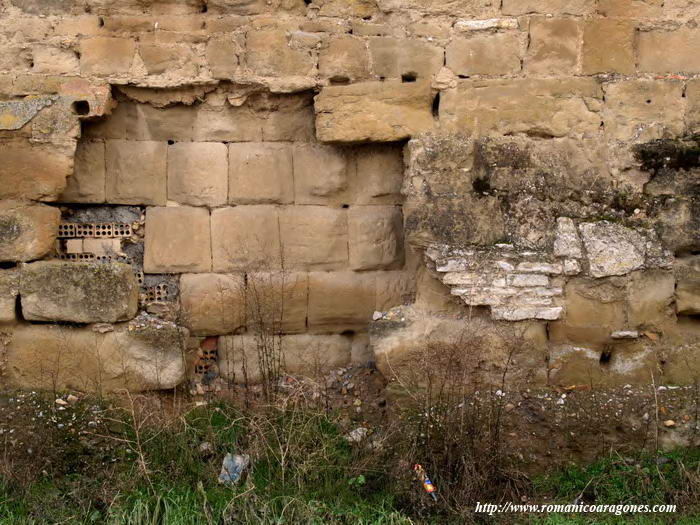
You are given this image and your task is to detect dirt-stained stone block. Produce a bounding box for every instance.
[368,37,443,80]
[144,206,212,273]
[308,271,376,332]
[80,37,136,75]
[446,33,522,77]
[526,17,582,75]
[20,261,138,323]
[349,206,404,270]
[597,0,662,17]
[106,140,167,205]
[293,144,348,205]
[246,29,314,77]
[5,322,187,392]
[246,271,308,334]
[319,36,369,82]
[207,36,242,79]
[167,142,228,207]
[139,44,193,76]
[211,206,281,272]
[193,106,263,142]
[582,18,634,75]
[502,0,595,14]
[218,334,351,383]
[315,80,434,143]
[59,140,105,203]
[279,206,348,270]
[354,145,404,205]
[179,273,245,335]
[638,29,700,74]
[0,201,60,262]
[0,140,73,201]
[627,270,675,328]
[687,79,700,132]
[228,143,293,204]
[375,270,415,311]
[675,256,700,315]
[128,103,197,142]
[0,269,19,323]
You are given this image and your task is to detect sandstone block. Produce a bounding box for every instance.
[675,256,700,315]
[5,321,187,392]
[59,140,105,203]
[246,29,314,77]
[207,36,242,79]
[368,37,443,80]
[293,144,348,205]
[638,29,700,74]
[349,206,404,270]
[597,0,663,17]
[80,37,136,75]
[553,217,583,258]
[502,0,595,14]
[603,80,684,142]
[193,106,263,142]
[128,103,197,142]
[627,270,675,327]
[0,269,19,323]
[319,36,369,82]
[315,80,434,143]
[167,142,228,207]
[0,140,72,201]
[0,201,60,262]
[446,33,522,77]
[144,206,212,273]
[228,143,293,204]
[139,44,191,76]
[31,46,80,75]
[375,271,415,310]
[687,80,700,132]
[246,272,308,334]
[354,145,404,205]
[105,140,167,205]
[180,273,245,335]
[308,271,376,333]
[20,261,138,323]
[526,17,581,75]
[211,206,280,271]
[218,334,351,383]
[579,222,646,278]
[441,78,602,138]
[260,93,315,142]
[582,18,634,75]
[279,206,348,270]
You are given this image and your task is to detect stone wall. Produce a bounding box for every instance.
[0,0,699,392]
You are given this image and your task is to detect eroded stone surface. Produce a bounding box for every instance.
[0,201,61,263]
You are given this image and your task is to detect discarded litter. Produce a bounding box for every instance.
[413,464,438,502]
[218,453,250,485]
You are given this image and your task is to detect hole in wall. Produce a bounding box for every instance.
[167,139,175,145]
[646,99,652,104]
[401,72,417,83]
[98,17,104,27]
[599,347,612,365]
[329,76,350,85]
[72,100,90,116]
[432,92,440,119]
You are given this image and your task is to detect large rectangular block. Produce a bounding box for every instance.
[0,201,60,262]
[179,273,245,335]
[259,93,315,142]
[308,271,376,333]
[279,206,348,270]
[638,29,700,74]
[193,106,263,142]
[502,0,594,14]
[246,271,308,334]
[105,140,167,205]
[368,37,443,80]
[526,17,581,75]
[20,261,138,323]
[129,103,197,142]
[228,143,293,204]
[348,206,404,270]
[446,33,522,76]
[292,144,349,205]
[315,80,434,143]
[144,206,212,273]
[0,140,72,201]
[319,36,369,83]
[246,29,314,77]
[211,205,281,271]
[80,37,136,75]
[59,140,106,203]
[582,18,634,75]
[167,142,228,207]
[353,145,404,205]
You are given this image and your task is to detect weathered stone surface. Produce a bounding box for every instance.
[675,256,700,315]
[218,334,351,383]
[582,19,634,75]
[228,142,294,204]
[292,144,348,205]
[193,105,262,142]
[553,217,583,258]
[0,140,73,201]
[0,269,19,324]
[375,271,415,311]
[246,29,314,77]
[354,144,404,205]
[319,36,369,82]
[20,261,138,323]
[179,273,245,335]
[279,206,348,270]
[368,37,443,80]
[144,206,212,273]
[246,272,308,334]
[446,33,522,77]
[502,0,594,15]
[308,271,375,332]
[211,206,280,271]
[5,320,187,392]
[105,140,167,205]
[579,222,646,278]
[627,270,675,328]
[0,201,60,262]
[638,29,700,74]
[167,142,228,207]
[59,140,105,203]
[349,206,404,270]
[315,81,434,143]
[526,17,581,75]
[207,36,242,79]
[80,37,136,75]
[597,0,662,17]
